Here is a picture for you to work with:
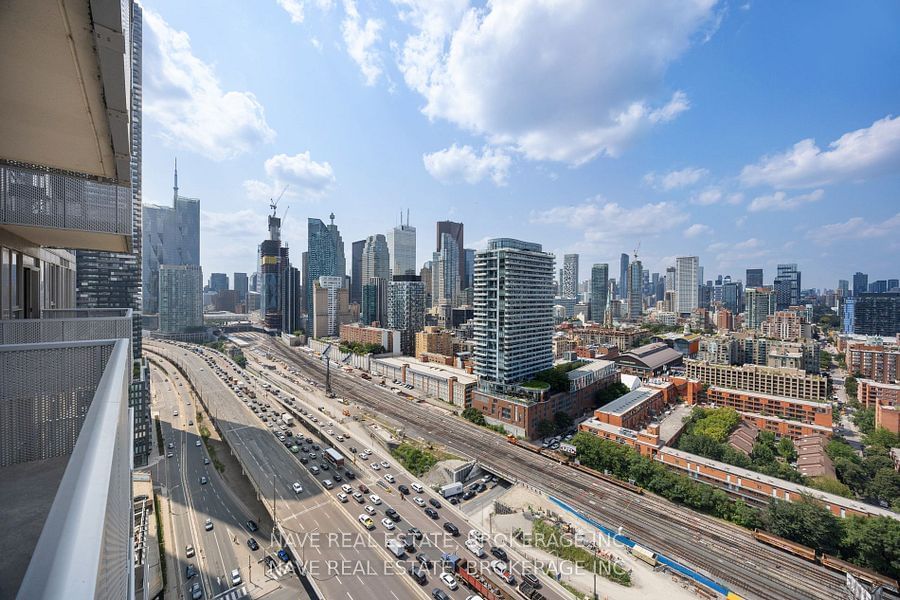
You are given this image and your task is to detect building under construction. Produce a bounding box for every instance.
[259,196,301,332]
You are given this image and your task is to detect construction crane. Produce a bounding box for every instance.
[633,240,641,260]
[269,185,289,217]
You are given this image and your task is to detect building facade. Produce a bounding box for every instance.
[685,360,829,401]
[432,232,460,309]
[158,264,203,334]
[436,220,465,282]
[562,253,579,299]
[744,287,776,330]
[306,214,346,331]
[853,292,899,336]
[387,219,416,277]
[311,275,351,338]
[590,263,609,325]
[746,268,763,288]
[675,256,699,316]
[387,274,425,355]
[473,238,554,392]
[627,258,643,321]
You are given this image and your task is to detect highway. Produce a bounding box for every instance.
[150,363,297,600]
[249,332,847,600]
[236,346,572,600]
[146,341,430,600]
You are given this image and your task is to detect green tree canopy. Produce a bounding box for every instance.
[765,498,843,554]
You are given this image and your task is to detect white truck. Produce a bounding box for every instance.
[282,413,294,427]
[440,481,463,498]
[386,539,406,558]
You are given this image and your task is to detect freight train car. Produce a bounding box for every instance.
[752,530,817,561]
[819,554,898,591]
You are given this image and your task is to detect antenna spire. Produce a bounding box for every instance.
[173,157,179,201]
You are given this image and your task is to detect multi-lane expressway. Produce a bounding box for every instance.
[247,331,847,600]
[149,338,574,600]
[147,341,426,600]
[150,362,301,600]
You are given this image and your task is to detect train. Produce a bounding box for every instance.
[442,553,513,600]
[506,435,645,495]
[753,530,898,591]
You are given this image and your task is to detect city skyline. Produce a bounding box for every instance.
[138,1,900,288]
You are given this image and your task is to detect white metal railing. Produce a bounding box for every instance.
[14,338,133,600]
[0,308,132,346]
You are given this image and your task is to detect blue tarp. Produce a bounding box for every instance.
[547,495,731,598]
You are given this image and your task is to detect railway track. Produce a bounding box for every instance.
[250,335,847,600]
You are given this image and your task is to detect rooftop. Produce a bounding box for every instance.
[600,387,658,416]
[617,343,683,370]
[662,447,898,519]
[708,386,829,407]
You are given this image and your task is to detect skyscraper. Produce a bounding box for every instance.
[307,213,346,330]
[233,272,249,303]
[436,220,465,282]
[854,292,899,336]
[837,279,849,297]
[388,274,425,355]
[311,275,351,338]
[258,202,292,330]
[775,263,801,309]
[627,258,643,321]
[209,272,228,292]
[142,163,200,317]
[619,253,630,300]
[590,264,609,324]
[746,268,763,289]
[473,239,554,391]
[158,264,203,333]
[361,278,388,326]
[745,287,776,329]
[853,272,868,297]
[361,234,390,282]
[387,213,416,276]
[675,256,700,315]
[562,254,579,299]
[350,239,365,305]
[463,248,475,290]
[420,262,433,309]
[432,232,460,308]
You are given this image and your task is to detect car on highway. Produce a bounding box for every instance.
[385,508,401,522]
[490,546,507,561]
[380,461,390,469]
[341,484,353,494]
[461,490,475,501]
[439,571,458,590]
[352,492,364,503]
[417,553,432,568]
[344,470,356,480]
[333,473,343,483]
[186,563,197,578]
[277,548,290,562]
[358,483,369,493]
[167,452,174,458]
[190,582,203,599]
[186,544,195,558]
[246,520,259,532]
[247,538,259,551]
[424,508,439,519]
[465,538,485,558]
[381,518,395,530]
[203,457,210,465]
[337,492,348,503]
[173,410,179,416]
[299,456,308,464]
[429,498,442,509]
[309,453,317,460]
[411,482,424,493]
[364,504,376,515]
[443,522,459,536]
[348,446,357,453]
[370,462,380,471]
[310,466,320,475]
[369,494,382,505]
[320,462,329,471]
[168,442,174,449]
[195,440,201,447]
[358,515,375,530]
[204,519,213,531]
[292,482,303,494]
[521,572,541,588]
[384,474,395,483]
[231,569,242,585]
[414,497,426,507]
[199,476,208,485]
[408,527,423,540]
[490,560,514,584]
[398,484,410,495]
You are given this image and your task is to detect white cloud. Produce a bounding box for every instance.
[644,167,708,190]
[690,187,723,205]
[531,199,688,241]
[684,223,712,238]
[706,237,769,266]
[806,212,900,246]
[277,0,307,23]
[740,115,900,188]
[747,189,824,212]
[243,151,336,201]
[394,0,716,165]
[142,9,275,160]
[342,0,384,86]
[422,144,511,185]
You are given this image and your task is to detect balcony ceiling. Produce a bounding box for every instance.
[0,0,130,183]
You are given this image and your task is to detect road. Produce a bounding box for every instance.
[150,364,295,600]
[238,345,572,600]
[249,332,847,600]
[146,341,430,600]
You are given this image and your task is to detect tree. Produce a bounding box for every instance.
[834,457,868,495]
[553,411,573,432]
[765,498,843,554]
[840,516,900,580]
[461,407,486,427]
[751,441,776,465]
[865,427,900,450]
[536,419,556,439]
[807,477,853,498]
[852,407,875,435]
[867,469,900,504]
[777,437,797,462]
[844,376,858,398]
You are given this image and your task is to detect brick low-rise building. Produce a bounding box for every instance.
[846,343,900,384]
[415,326,454,361]
[858,379,900,434]
[614,342,684,377]
[705,386,832,430]
[685,360,828,402]
[339,322,401,353]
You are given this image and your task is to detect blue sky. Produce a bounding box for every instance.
[140,0,900,289]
